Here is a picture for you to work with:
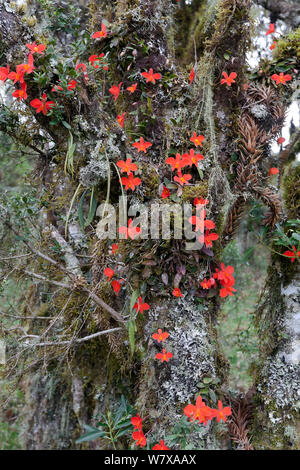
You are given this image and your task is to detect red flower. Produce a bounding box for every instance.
[152,440,169,450]
[219,283,236,298]
[269,167,279,176]
[111,279,124,295]
[266,23,275,36]
[76,63,86,72]
[0,65,9,82]
[152,329,169,343]
[133,296,150,314]
[104,267,114,281]
[127,83,137,94]
[12,81,27,101]
[277,137,285,145]
[117,112,126,128]
[155,348,173,363]
[174,173,192,186]
[270,42,276,50]
[201,278,215,289]
[283,246,300,263]
[194,197,209,206]
[214,263,235,285]
[184,148,204,167]
[19,54,35,74]
[132,430,146,448]
[198,229,219,248]
[271,73,292,85]
[132,137,152,153]
[30,93,55,115]
[189,67,195,84]
[141,68,161,84]
[8,65,25,84]
[67,80,77,90]
[110,243,118,254]
[211,400,232,423]
[184,395,214,425]
[189,210,215,232]
[89,54,107,70]
[221,71,237,86]
[161,186,170,199]
[51,82,63,92]
[173,288,183,297]
[117,158,138,175]
[92,23,107,39]
[165,153,186,172]
[121,173,141,191]
[131,414,142,431]
[26,43,46,54]
[119,218,141,240]
[109,82,122,101]
[190,132,205,147]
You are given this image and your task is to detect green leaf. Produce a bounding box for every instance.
[75,425,107,443]
[78,189,88,231]
[128,319,137,356]
[62,120,72,130]
[84,188,97,227]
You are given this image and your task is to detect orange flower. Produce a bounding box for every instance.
[133,296,150,314]
[189,67,195,84]
[214,263,235,285]
[0,65,9,82]
[109,82,122,100]
[165,153,186,171]
[92,23,107,39]
[194,197,209,206]
[184,148,204,167]
[277,137,285,145]
[119,218,141,240]
[127,83,137,94]
[283,246,300,263]
[211,400,232,423]
[104,267,114,281]
[184,395,214,425]
[190,132,205,147]
[121,173,141,191]
[269,167,279,176]
[131,414,143,431]
[221,71,237,86]
[111,279,124,295]
[132,137,152,153]
[271,73,292,85]
[161,186,170,199]
[19,54,35,74]
[141,68,161,84]
[117,112,126,128]
[201,278,215,289]
[172,287,183,297]
[12,81,28,101]
[198,229,219,248]
[26,43,46,54]
[266,23,275,35]
[152,329,169,343]
[30,93,55,115]
[152,440,169,450]
[189,210,215,232]
[132,430,146,448]
[219,283,236,298]
[8,65,25,84]
[270,41,276,50]
[155,348,173,363]
[117,158,138,175]
[174,173,192,186]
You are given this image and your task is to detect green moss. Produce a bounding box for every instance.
[181,181,208,202]
[282,162,300,219]
[275,27,300,61]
